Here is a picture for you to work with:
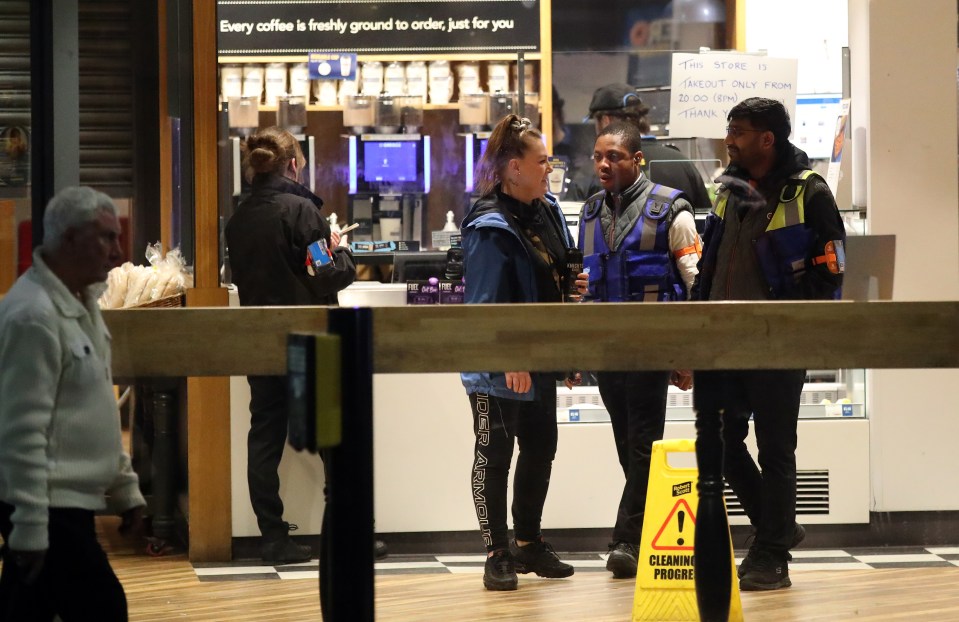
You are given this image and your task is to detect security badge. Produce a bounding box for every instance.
[813,239,846,274]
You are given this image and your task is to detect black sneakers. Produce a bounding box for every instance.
[261,537,312,564]
[606,541,639,579]
[738,523,805,579]
[509,539,575,579]
[739,547,791,591]
[484,549,518,591]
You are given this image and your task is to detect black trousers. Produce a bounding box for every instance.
[0,502,127,622]
[695,369,805,552]
[247,374,294,540]
[469,379,558,552]
[596,370,670,545]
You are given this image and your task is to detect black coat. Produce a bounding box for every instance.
[225,173,356,306]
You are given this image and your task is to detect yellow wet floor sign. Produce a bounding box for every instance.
[632,439,744,621]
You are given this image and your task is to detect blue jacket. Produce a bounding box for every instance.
[459,189,574,400]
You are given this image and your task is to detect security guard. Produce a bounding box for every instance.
[691,97,845,592]
[575,121,701,579]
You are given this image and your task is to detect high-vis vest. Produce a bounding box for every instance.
[712,170,845,299]
[579,184,693,302]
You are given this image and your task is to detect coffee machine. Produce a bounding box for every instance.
[346,133,429,244]
[344,94,429,244]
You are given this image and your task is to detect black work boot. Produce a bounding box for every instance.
[261,537,313,564]
[375,539,388,560]
[606,541,639,579]
[509,539,574,578]
[483,549,518,591]
[738,523,805,579]
[739,547,791,591]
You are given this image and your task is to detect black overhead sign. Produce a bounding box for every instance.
[217,0,541,56]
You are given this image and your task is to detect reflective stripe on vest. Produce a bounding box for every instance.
[714,193,728,219]
[640,185,682,300]
[767,170,816,231]
[714,170,816,229]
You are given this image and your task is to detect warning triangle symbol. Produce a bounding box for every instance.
[650,498,696,551]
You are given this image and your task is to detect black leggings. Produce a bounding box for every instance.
[0,502,127,622]
[469,380,558,552]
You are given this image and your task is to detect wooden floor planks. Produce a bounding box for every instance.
[6,518,959,621]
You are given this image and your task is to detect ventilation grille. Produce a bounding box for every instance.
[78,1,133,195]
[0,1,134,195]
[0,2,30,135]
[724,469,829,516]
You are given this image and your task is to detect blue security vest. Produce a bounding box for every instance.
[711,170,844,299]
[579,184,689,302]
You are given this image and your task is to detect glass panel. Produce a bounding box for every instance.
[549,4,866,425]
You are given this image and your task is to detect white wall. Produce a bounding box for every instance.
[747,0,959,512]
[744,0,848,93]
[850,0,959,511]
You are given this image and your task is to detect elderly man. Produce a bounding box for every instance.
[0,186,146,621]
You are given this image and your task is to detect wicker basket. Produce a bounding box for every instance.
[131,293,184,309]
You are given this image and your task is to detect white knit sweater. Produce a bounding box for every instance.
[0,251,145,551]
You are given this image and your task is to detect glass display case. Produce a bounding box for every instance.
[556,368,867,424]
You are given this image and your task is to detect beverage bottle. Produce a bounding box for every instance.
[564,248,583,302]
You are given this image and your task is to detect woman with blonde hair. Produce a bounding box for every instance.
[460,114,576,591]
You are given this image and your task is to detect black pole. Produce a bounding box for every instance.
[29,0,54,245]
[324,307,375,622]
[693,371,732,622]
[517,52,525,121]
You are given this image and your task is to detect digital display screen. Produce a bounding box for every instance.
[363,141,418,183]
[791,94,843,160]
[635,87,671,127]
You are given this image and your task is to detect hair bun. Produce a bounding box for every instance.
[510,117,532,132]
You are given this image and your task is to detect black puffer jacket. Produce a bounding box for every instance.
[226,173,356,306]
[691,143,844,301]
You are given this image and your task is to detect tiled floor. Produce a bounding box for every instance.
[193,546,959,581]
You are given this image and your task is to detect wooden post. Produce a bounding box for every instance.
[185,0,232,562]
[0,200,15,292]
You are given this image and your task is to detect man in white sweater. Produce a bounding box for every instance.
[0,186,146,621]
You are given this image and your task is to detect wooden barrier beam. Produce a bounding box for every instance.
[104,300,959,378]
[0,200,15,293]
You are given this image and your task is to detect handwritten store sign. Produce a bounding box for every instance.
[216,0,541,56]
[668,52,798,139]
